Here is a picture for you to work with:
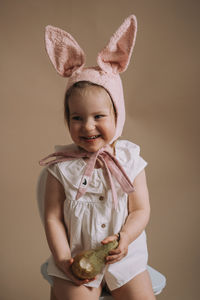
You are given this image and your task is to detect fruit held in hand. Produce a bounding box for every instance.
[71,240,118,279]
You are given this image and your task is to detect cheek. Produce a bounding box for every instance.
[69,123,79,137]
[101,120,115,136]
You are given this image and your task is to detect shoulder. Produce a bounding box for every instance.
[47,143,85,186]
[115,139,142,160]
[115,140,147,181]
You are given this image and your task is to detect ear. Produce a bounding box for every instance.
[97,15,137,74]
[45,25,85,77]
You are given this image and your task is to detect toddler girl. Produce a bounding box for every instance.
[40,15,156,300]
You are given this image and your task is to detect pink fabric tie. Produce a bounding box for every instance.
[39,145,135,209]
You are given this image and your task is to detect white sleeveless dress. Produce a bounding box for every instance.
[45,140,148,291]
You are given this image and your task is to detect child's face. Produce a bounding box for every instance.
[68,85,116,152]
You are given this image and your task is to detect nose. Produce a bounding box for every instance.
[83,118,95,131]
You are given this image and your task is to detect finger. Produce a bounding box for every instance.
[74,277,96,286]
[106,258,121,264]
[87,277,96,282]
[106,254,121,262]
[68,258,74,265]
[78,279,90,285]
[70,276,89,286]
[109,249,121,255]
[70,272,96,284]
[101,235,117,244]
[106,251,128,263]
[106,256,123,264]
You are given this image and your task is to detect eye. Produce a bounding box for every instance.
[72,116,82,121]
[95,115,104,119]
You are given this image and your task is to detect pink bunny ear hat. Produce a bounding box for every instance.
[45,15,137,143]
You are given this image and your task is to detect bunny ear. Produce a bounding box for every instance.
[45,25,85,77]
[97,15,137,74]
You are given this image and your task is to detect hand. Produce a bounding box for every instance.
[101,232,129,264]
[55,258,96,286]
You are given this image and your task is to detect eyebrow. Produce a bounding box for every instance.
[70,110,110,116]
[70,112,81,116]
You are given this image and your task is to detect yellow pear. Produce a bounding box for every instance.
[71,240,118,279]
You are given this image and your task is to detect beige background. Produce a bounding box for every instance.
[1,0,199,299]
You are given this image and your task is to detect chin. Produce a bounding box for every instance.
[81,141,104,153]
[84,145,100,153]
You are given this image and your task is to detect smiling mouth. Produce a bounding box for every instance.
[82,135,101,140]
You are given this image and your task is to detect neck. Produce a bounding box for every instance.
[78,142,116,168]
[77,144,116,156]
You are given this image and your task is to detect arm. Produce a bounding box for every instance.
[121,168,150,243]
[102,169,150,264]
[44,171,70,263]
[44,172,93,285]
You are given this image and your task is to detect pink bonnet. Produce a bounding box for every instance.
[45,15,137,143]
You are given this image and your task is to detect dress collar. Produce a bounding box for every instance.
[39,144,135,209]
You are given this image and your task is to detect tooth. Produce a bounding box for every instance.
[84,135,99,140]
